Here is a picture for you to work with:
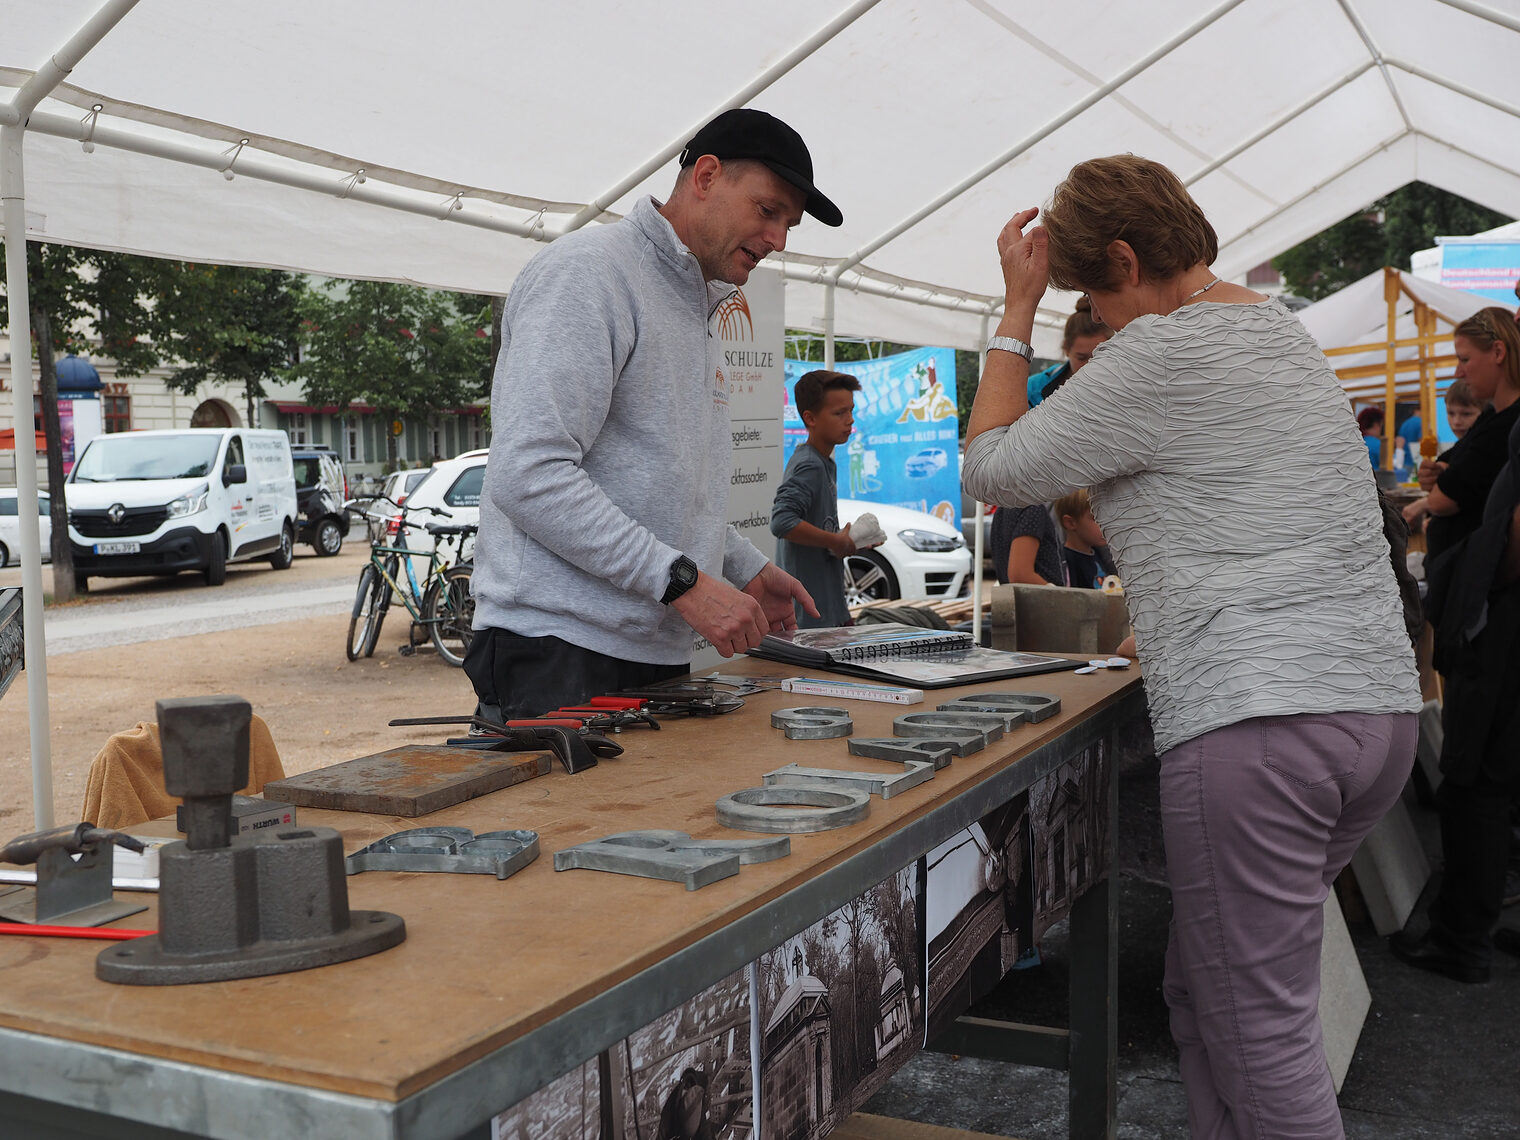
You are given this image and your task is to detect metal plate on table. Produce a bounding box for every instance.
[263,747,554,817]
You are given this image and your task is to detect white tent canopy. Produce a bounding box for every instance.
[1299,266,1495,397]
[4,0,1520,351]
[4,0,1520,825]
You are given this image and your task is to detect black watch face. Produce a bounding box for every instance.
[674,557,698,588]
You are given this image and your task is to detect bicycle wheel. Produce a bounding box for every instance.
[347,565,384,661]
[424,564,475,667]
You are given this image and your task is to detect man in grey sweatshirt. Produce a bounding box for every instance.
[465,109,843,718]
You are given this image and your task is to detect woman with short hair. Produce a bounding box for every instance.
[962,154,1422,1140]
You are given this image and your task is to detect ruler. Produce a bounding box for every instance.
[780,676,925,705]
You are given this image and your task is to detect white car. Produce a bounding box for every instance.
[838,498,970,604]
[393,454,970,605]
[364,467,435,544]
[0,489,53,568]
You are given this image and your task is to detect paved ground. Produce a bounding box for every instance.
[2,562,1515,1136]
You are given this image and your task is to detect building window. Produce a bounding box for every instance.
[429,418,444,463]
[289,411,309,445]
[469,416,484,451]
[104,394,131,433]
[344,417,361,463]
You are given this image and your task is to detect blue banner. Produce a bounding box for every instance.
[1438,241,1520,304]
[783,347,960,526]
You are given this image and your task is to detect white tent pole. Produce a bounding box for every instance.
[824,0,1247,282]
[557,0,882,236]
[22,109,546,240]
[2,125,55,829]
[823,282,836,370]
[1429,0,1520,35]
[970,312,989,648]
[1184,60,1378,185]
[0,0,139,125]
[1334,0,1414,130]
[1386,58,1520,124]
[0,0,140,831]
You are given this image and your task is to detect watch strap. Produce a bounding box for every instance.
[661,554,699,605]
[986,334,1034,363]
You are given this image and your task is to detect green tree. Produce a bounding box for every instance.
[0,240,164,601]
[143,263,301,427]
[288,280,491,467]
[1274,182,1511,300]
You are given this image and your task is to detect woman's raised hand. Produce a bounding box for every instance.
[998,207,1049,316]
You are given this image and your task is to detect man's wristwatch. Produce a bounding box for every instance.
[660,554,699,605]
[986,334,1035,363]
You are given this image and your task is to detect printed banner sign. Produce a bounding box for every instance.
[783,347,960,527]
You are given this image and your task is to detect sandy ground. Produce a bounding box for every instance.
[0,547,482,830]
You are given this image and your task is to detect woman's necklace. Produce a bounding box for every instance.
[1180,276,1221,305]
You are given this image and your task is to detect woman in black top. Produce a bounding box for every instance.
[1393,307,1520,985]
[1420,308,1520,563]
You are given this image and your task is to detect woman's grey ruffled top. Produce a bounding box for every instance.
[963,298,1423,754]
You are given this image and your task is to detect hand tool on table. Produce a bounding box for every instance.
[610,683,745,716]
[0,822,149,927]
[0,922,152,941]
[389,715,618,773]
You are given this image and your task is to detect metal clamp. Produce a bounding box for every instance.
[847,737,955,770]
[940,692,1062,722]
[763,759,935,800]
[715,786,871,834]
[0,823,148,927]
[770,706,854,740]
[346,827,539,879]
[553,830,790,891]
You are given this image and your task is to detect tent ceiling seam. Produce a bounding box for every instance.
[557,0,882,235]
[821,0,1249,282]
[1214,128,1412,260]
[961,0,1264,203]
[1334,0,1415,132]
[1411,131,1520,189]
[1183,59,1378,191]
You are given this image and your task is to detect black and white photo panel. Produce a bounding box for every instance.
[755,862,924,1140]
[923,791,1035,1046]
[1029,738,1112,943]
[612,967,754,1140]
[491,1058,601,1140]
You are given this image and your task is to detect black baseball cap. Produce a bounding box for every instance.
[679,108,843,228]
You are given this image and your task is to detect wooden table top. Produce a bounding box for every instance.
[0,659,1141,1104]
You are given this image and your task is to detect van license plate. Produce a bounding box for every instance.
[94,541,140,555]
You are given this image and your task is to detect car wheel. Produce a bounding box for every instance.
[269,522,295,570]
[74,571,90,593]
[0,541,7,568]
[204,531,227,586]
[843,549,900,606]
[315,517,344,557]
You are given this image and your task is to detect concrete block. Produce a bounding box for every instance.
[987,584,1129,655]
[1349,799,1432,936]
[1319,891,1370,1094]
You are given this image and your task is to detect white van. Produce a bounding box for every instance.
[67,429,299,590]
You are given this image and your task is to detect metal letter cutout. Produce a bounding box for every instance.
[716,786,871,834]
[553,829,791,891]
[770,706,854,739]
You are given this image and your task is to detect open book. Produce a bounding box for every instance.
[748,623,1079,688]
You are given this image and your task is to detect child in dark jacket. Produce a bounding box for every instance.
[772,370,870,627]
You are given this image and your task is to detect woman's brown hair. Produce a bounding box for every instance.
[1061,295,1109,352]
[1044,155,1218,294]
[1452,307,1520,394]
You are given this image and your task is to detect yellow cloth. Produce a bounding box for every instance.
[80,715,285,830]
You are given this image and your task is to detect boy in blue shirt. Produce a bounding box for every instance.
[772,370,866,627]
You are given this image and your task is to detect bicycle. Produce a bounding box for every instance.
[345,497,477,667]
